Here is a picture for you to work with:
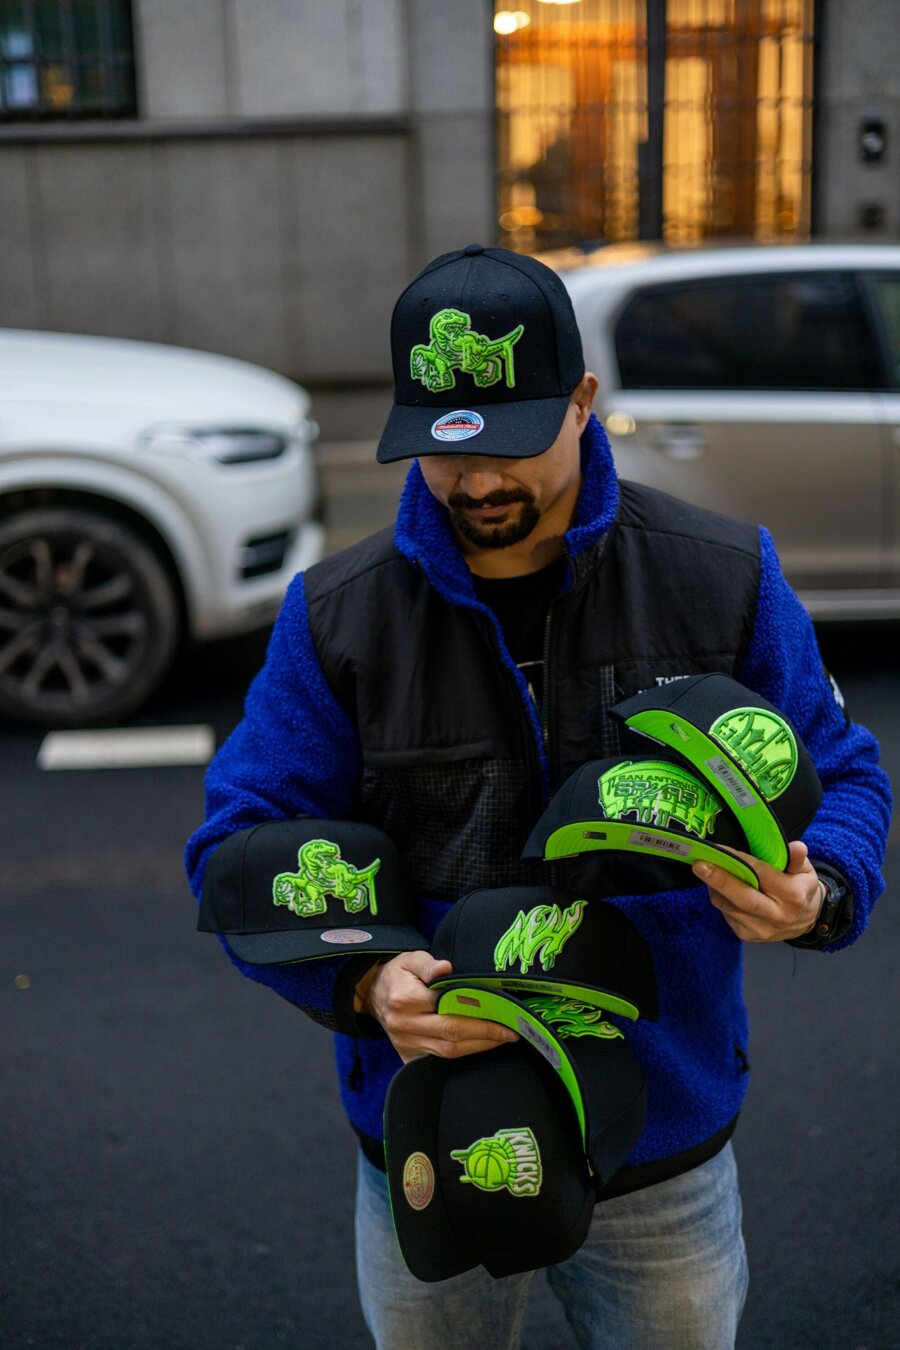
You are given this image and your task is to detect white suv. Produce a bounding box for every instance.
[554,243,900,620]
[0,329,324,726]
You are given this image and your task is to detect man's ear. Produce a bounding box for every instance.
[573,372,599,427]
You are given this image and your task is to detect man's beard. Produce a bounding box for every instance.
[447,488,540,551]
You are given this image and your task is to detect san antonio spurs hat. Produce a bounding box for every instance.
[436,985,647,1189]
[610,674,823,870]
[523,755,763,888]
[384,1042,594,1281]
[376,244,585,463]
[429,884,658,1021]
[197,818,426,963]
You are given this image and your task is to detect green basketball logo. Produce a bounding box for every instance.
[450,1128,542,1197]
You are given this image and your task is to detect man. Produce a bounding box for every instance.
[186,245,890,1349]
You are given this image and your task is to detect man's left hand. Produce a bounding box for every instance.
[692,840,822,943]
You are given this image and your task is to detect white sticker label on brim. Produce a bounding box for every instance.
[516,1015,561,1070]
[628,829,693,858]
[403,1152,436,1211]
[705,756,757,809]
[431,410,484,442]
[319,928,374,944]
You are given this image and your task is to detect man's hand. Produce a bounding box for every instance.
[354,951,518,1064]
[693,840,822,943]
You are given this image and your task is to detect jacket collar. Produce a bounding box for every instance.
[393,412,619,603]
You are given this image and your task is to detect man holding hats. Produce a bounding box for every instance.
[186,244,890,1348]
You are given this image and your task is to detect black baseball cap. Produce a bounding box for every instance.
[430,885,658,1021]
[197,818,426,963]
[376,244,585,463]
[436,986,647,1189]
[384,1042,594,1281]
[611,674,823,870]
[523,755,763,889]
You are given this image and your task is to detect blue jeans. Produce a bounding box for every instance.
[355,1143,748,1350]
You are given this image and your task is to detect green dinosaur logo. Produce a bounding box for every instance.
[709,707,798,801]
[599,760,721,840]
[493,901,587,975]
[410,307,524,393]
[450,1128,542,1196]
[272,840,380,917]
[522,994,625,1041]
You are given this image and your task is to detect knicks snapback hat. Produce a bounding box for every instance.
[437,985,647,1189]
[429,885,658,1021]
[611,674,823,870]
[522,755,763,889]
[376,244,585,463]
[197,818,425,963]
[384,1042,594,1281]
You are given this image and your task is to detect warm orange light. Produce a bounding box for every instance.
[494,10,531,34]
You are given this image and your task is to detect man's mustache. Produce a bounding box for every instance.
[448,488,533,510]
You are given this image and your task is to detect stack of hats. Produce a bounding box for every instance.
[383,884,658,1281]
[524,674,823,887]
[197,818,426,962]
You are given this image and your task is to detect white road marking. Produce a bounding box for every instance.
[37,725,216,771]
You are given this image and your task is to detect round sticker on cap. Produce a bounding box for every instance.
[319,928,374,945]
[403,1152,435,1211]
[431,410,484,442]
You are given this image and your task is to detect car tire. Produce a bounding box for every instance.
[0,507,180,727]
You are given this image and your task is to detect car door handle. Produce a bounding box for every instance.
[650,424,707,459]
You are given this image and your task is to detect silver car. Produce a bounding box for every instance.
[555,243,900,620]
[0,329,324,726]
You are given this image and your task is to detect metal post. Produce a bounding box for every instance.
[638,0,666,240]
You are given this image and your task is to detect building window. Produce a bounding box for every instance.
[495,0,815,251]
[0,0,136,119]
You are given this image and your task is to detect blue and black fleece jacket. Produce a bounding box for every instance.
[186,414,891,1185]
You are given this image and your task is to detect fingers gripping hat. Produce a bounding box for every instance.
[610,674,823,871]
[436,985,647,1190]
[197,818,425,963]
[376,244,585,463]
[523,755,764,889]
[384,1043,595,1281]
[430,884,659,1021]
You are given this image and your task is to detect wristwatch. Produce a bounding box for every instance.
[787,864,854,949]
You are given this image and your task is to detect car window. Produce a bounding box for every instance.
[866,273,900,387]
[614,271,881,391]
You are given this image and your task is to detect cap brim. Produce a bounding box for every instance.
[431,973,641,1022]
[376,393,572,463]
[529,818,761,889]
[223,922,426,965]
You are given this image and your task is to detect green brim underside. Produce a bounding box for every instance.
[431,975,639,1021]
[541,821,761,888]
[437,985,589,1150]
[623,709,789,870]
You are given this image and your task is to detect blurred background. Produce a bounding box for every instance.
[1,2,898,1347]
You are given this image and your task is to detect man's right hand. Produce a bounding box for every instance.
[354,950,518,1064]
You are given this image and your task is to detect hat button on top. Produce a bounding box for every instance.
[463,243,485,256]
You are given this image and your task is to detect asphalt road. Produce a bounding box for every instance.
[1,534,898,1347]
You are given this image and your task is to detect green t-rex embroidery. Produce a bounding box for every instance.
[272,840,380,918]
[493,900,587,975]
[599,760,721,840]
[410,307,524,393]
[522,994,625,1041]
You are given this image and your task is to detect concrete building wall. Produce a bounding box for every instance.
[0,0,496,437]
[814,0,900,238]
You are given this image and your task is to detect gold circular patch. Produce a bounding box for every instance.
[402,1152,435,1211]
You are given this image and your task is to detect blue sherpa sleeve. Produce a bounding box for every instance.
[738,528,891,949]
[184,572,366,1020]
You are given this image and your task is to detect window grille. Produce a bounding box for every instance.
[0,0,136,119]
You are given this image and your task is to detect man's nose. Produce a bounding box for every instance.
[454,458,508,497]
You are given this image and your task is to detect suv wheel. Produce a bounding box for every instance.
[0,508,179,727]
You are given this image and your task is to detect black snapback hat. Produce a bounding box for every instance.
[376,244,585,463]
[197,818,425,963]
[436,986,647,1189]
[523,755,763,889]
[611,674,823,870]
[384,1042,594,1281]
[430,885,658,1021]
